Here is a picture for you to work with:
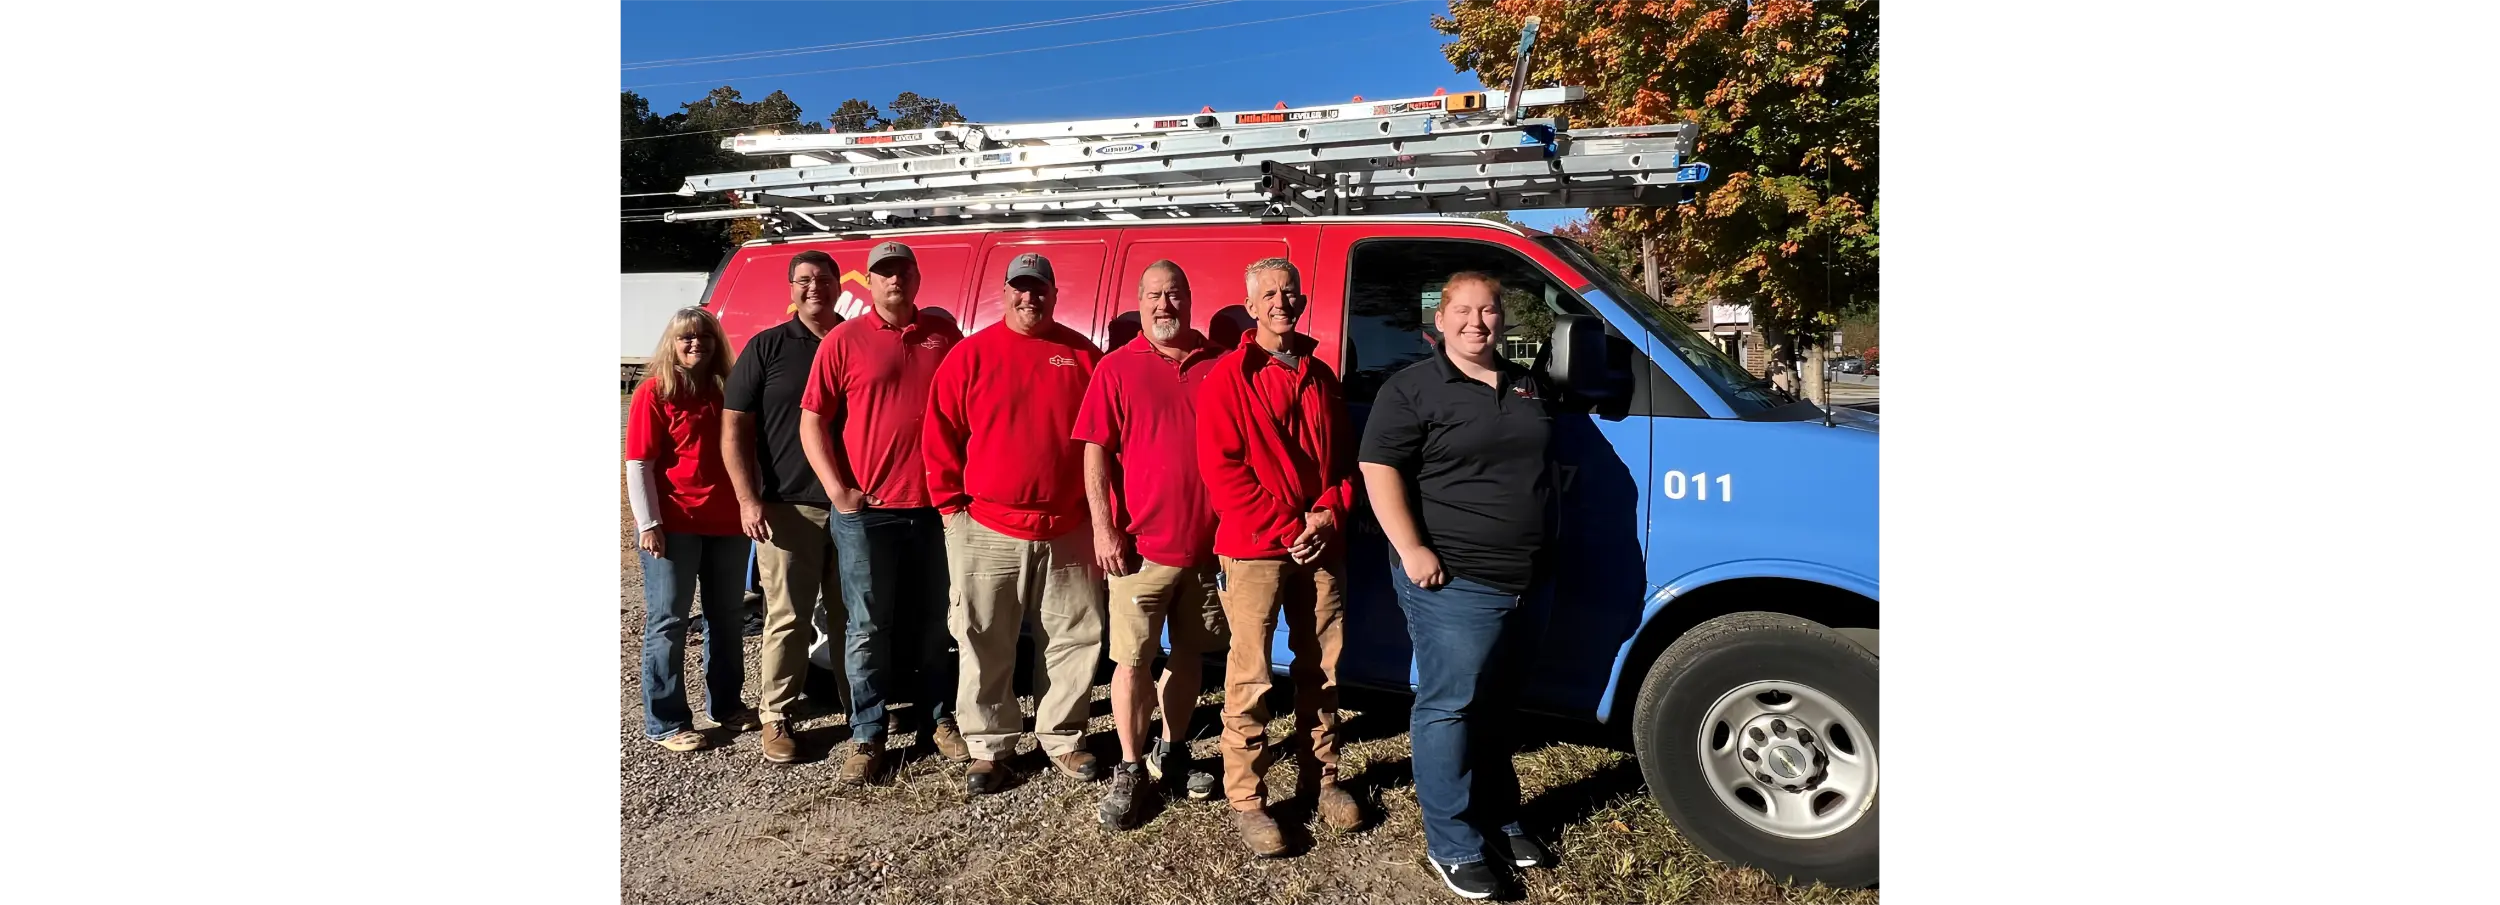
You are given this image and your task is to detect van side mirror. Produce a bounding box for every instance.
[1545,313,1609,397]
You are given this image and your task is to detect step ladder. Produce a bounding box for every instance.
[656,17,1709,234]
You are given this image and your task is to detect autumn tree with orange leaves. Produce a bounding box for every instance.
[1435,0,1876,398]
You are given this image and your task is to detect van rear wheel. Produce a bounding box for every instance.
[1631,611,1879,888]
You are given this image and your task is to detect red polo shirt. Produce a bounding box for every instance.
[923,321,1103,540]
[798,307,961,510]
[625,380,741,536]
[1194,330,1356,560]
[1071,332,1219,568]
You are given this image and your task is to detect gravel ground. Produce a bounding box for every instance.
[617,398,1877,903]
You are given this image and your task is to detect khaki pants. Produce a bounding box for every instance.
[754,502,841,722]
[944,511,1107,760]
[1106,560,1227,668]
[1216,553,1346,810]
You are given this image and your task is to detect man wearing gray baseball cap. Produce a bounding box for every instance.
[802,239,969,781]
[923,251,1110,794]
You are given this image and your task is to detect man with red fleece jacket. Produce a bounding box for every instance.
[923,252,1108,795]
[1195,256,1365,856]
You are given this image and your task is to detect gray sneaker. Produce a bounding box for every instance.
[1097,761,1149,830]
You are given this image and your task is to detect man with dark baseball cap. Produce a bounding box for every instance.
[1004,251,1053,285]
[925,251,1110,793]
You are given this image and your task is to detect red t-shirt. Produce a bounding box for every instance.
[799,308,961,509]
[625,380,741,536]
[1195,331,1356,560]
[923,321,1103,541]
[1070,333,1219,568]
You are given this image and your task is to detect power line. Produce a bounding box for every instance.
[623,1,1238,71]
[621,0,1422,91]
[994,31,1395,98]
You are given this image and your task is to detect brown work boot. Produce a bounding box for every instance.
[966,756,1014,795]
[929,719,971,763]
[1231,807,1289,858]
[1052,749,1103,781]
[1311,782,1365,831]
[759,720,798,764]
[841,743,889,784]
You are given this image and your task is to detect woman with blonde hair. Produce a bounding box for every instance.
[627,306,757,751]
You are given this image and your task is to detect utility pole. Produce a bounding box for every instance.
[1641,233,1661,299]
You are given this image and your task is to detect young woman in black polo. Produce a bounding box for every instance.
[1355,272,1559,900]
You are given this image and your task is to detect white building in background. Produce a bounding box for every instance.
[621,272,709,383]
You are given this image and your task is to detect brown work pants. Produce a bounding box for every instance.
[1216,553,1346,810]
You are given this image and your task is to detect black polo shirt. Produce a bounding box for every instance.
[723,315,831,507]
[1357,351,1554,594]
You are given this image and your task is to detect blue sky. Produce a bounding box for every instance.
[621,0,1584,230]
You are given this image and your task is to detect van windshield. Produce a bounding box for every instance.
[1534,235,1788,415]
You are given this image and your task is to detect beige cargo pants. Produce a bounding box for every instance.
[943,511,1107,761]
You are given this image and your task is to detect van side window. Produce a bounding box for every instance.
[1341,239,1588,403]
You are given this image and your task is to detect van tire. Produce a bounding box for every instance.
[1631,611,1878,888]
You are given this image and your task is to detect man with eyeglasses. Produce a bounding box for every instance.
[723,249,851,764]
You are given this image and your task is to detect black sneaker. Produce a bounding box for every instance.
[1430,859,1500,900]
[1097,761,1148,830]
[1145,738,1218,800]
[1496,831,1554,869]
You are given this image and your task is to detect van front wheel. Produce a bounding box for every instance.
[1631,611,1879,888]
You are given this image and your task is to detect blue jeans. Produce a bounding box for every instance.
[1392,563,1543,866]
[829,507,956,743]
[638,532,750,739]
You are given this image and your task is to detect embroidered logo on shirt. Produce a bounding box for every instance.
[918,335,947,350]
[1048,354,1077,367]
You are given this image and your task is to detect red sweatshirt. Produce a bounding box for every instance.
[1194,330,1356,560]
[922,320,1103,540]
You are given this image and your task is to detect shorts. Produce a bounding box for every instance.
[1105,558,1227,668]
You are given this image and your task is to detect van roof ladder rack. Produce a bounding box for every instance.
[653,22,1709,233]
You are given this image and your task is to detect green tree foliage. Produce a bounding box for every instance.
[885,91,966,129]
[828,98,884,133]
[1435,0,1877,393]
[620,89,968,271]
